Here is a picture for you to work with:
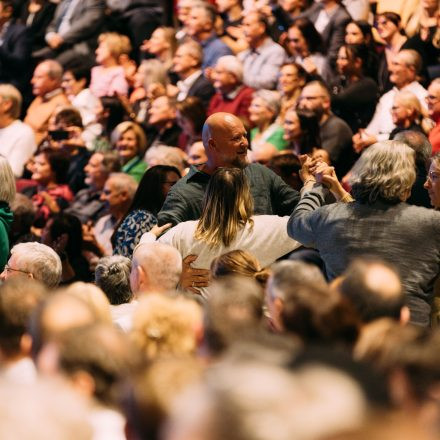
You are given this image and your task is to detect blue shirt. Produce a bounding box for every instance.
[200,33,232,69]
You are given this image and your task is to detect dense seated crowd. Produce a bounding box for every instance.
[0,0,440,438]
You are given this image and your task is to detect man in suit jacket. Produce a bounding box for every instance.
[34,0,106,66]
[173,40,215,108]
[0,1,31,94]
[300,0,351,66]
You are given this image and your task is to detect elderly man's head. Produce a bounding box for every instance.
[100,173,137,216]
[427,78,440,120]
[202,112,249,170]
[173,41,203,78]
[31,60,63,97]
[84,151,121,190]
[389,50,422,89]
[212,56,243,95]
[130,242,182,295]
[242,11,268,47]
[1,242,62,288]
[186,3,216,40]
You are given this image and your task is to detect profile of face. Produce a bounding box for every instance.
[375,15,399,41]
[287,26,308,57]
[31,62,59,97]
[176,110,194,137]
[336,46,351,76]
[186,7,210,37]
[147,28,169,56]
[209,115,249,169]
[283,110,301,141]
[278,64,302,96]
[32,153,54,185]
[241,12,266,45]
[84,153,105,187]
[95,40,112,65]
[161,171,181,198]
[390,97,412,126]
[248,96,274,127]
[116,129,139,162]
[0,253,31,282]
[389,53,414,88]
[187,141,208,165]
[100,178,124,209]
[426,82,440,119]
[424,160,440,209]
[345,23,364,45]
[173,46,197,75]
[61,71,85,97]
[212,64,238,94]
[149,96,175,126]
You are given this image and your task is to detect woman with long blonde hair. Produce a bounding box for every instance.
[140,167,300,295]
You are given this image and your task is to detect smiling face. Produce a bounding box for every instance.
[147,28,169,56]
[32,153,54,185]
[424,160,440,209]
[84,153,106,188]
[278,64,303,96]
[345,22,364,44]
[95,40,113,65]
[116,129,139,162]
[31,62,59,97]
[287,26,308,57]
[249,96,274,126]
[389,53,415,88]
[283,109,301,141]
[375,15,399,41]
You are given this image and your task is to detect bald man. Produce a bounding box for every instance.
[158,112,300,226]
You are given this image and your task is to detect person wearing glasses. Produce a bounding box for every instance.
[427,78,440,154]
[425,153,440,210]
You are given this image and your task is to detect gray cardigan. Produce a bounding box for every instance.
[288,186,440,326]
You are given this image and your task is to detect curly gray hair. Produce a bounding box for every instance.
[349,140,416,203]
[95,256,132,305]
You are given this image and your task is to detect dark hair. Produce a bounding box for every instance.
[290,17,324,54]
[39,148,70,184]
[347,20,374,44]
[376,11,401,28]
[100,96,129,137]
[342,43,371,76]
[110,165,181,246]
[176,96,206,136]
[63,55,94,87]
[47,213,84,259]
[54,107,83,129]
[296,108,321,153]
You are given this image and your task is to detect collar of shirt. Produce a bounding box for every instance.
[250,37,274,55]
[177,70,202,98]
[42,88,64,102]
[224,85,244,100]
[200,32,218,48]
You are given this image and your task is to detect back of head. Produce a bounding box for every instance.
[0,84,22,119]
[205,276,264,355]
[393,130,432,166]
[0,278,47,358]
[280,284,359,347]
[0,155,15,203]
[195,168,253,247]
[10,242,62,288]
[339,257,404,323]
[349,140,416,203]
[211,249,270,288]
[131,293,202,360]
[95,255,132,305]
[132,242,182,294]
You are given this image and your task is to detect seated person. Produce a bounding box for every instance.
[21,148,73,228]
[389,90,424,139]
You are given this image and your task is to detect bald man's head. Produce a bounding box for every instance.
[339,258,406,324]
[202,112,249,170]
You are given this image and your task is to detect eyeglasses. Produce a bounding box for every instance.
[3,265,32,275]
[426,95,440,102]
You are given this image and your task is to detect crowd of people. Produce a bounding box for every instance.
[0,0,440,438]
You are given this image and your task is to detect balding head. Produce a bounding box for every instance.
[339,257,407,324]
[202,112,249,171]
[131,242,182,295]
[31,60,63,97]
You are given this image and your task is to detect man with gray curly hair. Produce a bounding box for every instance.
[1,242,62,288]
[207,55,254,127]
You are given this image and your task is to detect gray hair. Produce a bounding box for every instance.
[108,173,138,199]
[349,140,416,203]
[138,59,169,89]
[216,56,243,82]
[0,156,15,204]
[95,255,133,305]
[267,260,327,301]
[398,49,422,75]
[254,90,281,118]
[10,242,62,288]
[145,145,185,174]
[393,130,432,165]
[0,84,22,119]
[132,242,182,292]
[178,40,203,66]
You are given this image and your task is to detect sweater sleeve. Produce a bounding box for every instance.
[287,185,327,248]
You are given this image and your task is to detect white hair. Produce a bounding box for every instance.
[10,242,62,288]
[216,55,243,83]
[145,145,185,174]
[0,156,16,204]
[132,242,182,292]
[108,172,138,199]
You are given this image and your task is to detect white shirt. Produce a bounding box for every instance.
[366,81,428,140]
[177,70,202,102]
[0,120,36,177]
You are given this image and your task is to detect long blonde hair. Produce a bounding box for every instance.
[195,168,254,247]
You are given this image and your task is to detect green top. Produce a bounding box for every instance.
[0,202,13,272]
[122,156,148,183]
[250,124,289,151]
